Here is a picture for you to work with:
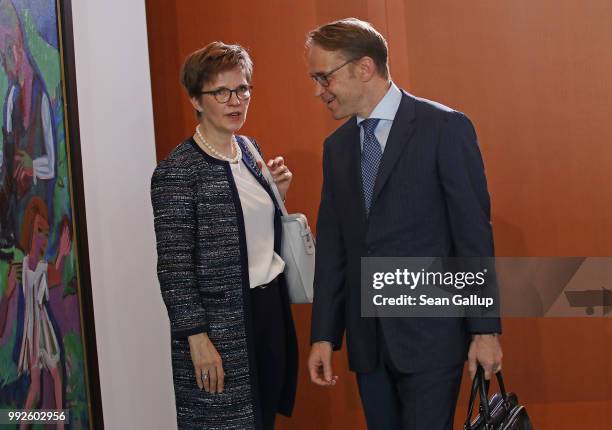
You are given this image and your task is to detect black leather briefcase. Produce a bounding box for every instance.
[464,367,534,430]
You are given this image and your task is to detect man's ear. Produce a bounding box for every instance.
[357,56,377,82]
[189,96,203,114]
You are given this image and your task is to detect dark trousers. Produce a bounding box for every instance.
[357,324,464,430]
[250,277,287,430]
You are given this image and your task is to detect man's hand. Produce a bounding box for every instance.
[188,332,225,393]
[468,334,503,381]
[308,341,338,386]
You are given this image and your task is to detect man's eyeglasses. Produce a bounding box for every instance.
[201,85,253,104]
[310,58,357,87]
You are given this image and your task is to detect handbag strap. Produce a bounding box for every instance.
[495,370,509,402]
[478,369,492,425]
[464,366,499,429]
[464,367,482,429]
[239,135,289,216]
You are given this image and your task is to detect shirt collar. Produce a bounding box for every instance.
[356,82,402,125]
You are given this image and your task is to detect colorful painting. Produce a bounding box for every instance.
[0,0,101,428]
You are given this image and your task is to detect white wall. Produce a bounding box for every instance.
[71,1,177,428]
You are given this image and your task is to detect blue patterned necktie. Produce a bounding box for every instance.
[360,118,382,215]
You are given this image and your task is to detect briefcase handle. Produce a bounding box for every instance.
[464,366,510,429]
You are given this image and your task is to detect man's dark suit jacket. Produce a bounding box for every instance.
[311,90,502,374]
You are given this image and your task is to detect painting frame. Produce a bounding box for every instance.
[56,0,104,428]
[0,0,104,429]
[56,0,104,429]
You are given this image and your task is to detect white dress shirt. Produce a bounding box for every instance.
[356,82,403,152]
[230,160,285,288]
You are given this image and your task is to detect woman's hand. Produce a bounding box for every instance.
[188,332,225,393]
[258,156,292,201]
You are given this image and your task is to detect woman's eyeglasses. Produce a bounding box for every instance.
[201,85,253,104]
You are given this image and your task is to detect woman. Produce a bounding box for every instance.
[151,42,298,429]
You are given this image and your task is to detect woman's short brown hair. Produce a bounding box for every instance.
[180,41,253,99]
[307,18,389,79]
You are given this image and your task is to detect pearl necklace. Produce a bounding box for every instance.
[195,125,241,163]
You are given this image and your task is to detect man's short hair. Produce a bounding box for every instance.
[180,41,253,99]
[307,18,389,79]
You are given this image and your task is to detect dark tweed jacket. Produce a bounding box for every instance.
[151,136,298,430]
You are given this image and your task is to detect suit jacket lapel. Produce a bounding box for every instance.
[370,92,417,208]
[236,137,279,210]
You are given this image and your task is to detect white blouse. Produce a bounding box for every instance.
[230,160,285,288]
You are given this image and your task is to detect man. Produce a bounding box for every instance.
[306,18,503,429]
